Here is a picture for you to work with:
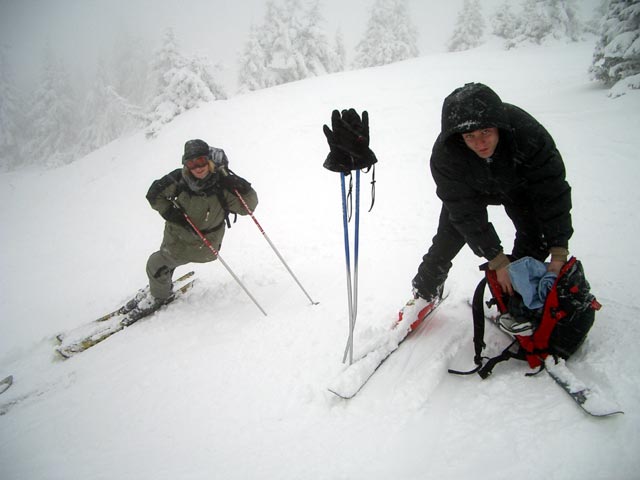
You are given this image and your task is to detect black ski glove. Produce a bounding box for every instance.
[220,172,252,194]
[322,109,377,173]
[160,204,190,229]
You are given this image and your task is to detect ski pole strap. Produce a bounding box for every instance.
[342,173,353,221]
[367,165,376,212]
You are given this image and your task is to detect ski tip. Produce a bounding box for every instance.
[327,388,355,400]
[55,347,73,360]
[583,406,624,418]
[0,375,14,395]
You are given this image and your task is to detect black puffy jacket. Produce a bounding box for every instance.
[430,83,573,261]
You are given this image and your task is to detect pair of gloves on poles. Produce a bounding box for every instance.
[322,109,378,174]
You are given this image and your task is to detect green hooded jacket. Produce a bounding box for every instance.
[146,167,258,263]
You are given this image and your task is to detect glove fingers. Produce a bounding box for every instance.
[323,124,335,141]
[335,117,362,140]
[362,111,369,133]
[330,110,341,130]
[341,108,362,129]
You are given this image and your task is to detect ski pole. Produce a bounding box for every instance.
[169,198,268,316]
[340,172,356,365]
[220,168,318,306]
[352,169,361,345]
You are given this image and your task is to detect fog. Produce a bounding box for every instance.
[1,0,600,94]
[0,0,480,93]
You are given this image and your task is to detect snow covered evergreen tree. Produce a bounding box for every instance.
[24,46,80,168]
[145,28,226,138]
[333,28,347,73]
[492,1,521,49]
[238,24,274,93]
[110,30,151,108]
[0,46,24,171]
[353,0,419,68]
[585,0,611,35]
[77,58,141,155]
[296,0,337,77]
[447,0,486,52]
[589,0,640,93]
[238,0,339,92]
[512,0,582,45]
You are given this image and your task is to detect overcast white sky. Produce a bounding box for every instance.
[0,0,600,94]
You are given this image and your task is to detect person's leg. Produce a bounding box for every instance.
[412,205,466,299]
[146,249,189,300]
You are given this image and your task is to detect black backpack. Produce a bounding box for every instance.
[454,257,601,378]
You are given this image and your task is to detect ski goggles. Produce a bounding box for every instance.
[185,155,209,170]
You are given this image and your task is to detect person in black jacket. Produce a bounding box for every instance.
[412,83,573,302]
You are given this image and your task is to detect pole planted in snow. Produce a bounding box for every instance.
[220,168,318,306]
[169,198,267,316]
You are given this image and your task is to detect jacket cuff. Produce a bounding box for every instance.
[549,246,569,263]
[488,252,510,270]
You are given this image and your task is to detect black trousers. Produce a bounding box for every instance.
[412,198,549,298]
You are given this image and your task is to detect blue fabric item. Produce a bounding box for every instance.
[507,257,558,309]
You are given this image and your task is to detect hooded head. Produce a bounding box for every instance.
[440,83,510,141]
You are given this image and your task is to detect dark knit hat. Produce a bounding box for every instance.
[182,139,210,164]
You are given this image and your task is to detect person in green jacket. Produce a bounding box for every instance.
[136,139,258,319]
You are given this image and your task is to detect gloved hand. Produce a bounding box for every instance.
[220,172,252,194]
[209,147,229,169]
[160,204,190,229]
[322,109,377,173]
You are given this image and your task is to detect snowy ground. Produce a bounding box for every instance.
[1,39,639,479]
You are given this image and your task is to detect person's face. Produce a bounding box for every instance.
[461,127,500,159]
[186,156,210,179]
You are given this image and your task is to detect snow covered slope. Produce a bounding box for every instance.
[1,40,639,479]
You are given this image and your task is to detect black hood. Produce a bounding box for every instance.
[440,83,511,141]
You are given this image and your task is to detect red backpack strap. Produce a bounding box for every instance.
[485,269,508,314]
[517,257,578,368]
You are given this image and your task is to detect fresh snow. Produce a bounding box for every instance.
[1,40,639,480]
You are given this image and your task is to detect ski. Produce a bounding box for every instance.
[0,375,13,395]
[86,271,196,327]
[56,275,196,359]
[328,295,446,399]
[544,357,623,417]
[479,307,623,417]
